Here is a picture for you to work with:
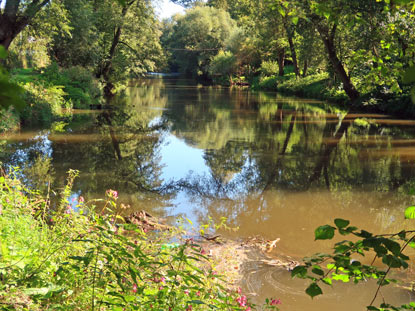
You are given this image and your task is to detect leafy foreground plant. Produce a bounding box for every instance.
[292,213,415,311]
[0,169,280,311]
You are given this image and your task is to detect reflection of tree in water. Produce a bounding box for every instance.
[170,95,415,229]
[0,80,174,216]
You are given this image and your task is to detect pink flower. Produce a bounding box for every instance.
[237,287,242,294]
[159,286,164,291]
[246,308,251,311]
[196,291,201,296]
[236,295,247,307]
[201,249,206,255]
[132,284,138,293]
[270,298,281,305]
[186,305,192,311]
[184,289,190,295]
[160,277,166,283]
[106,189,118,199]
[78,196,85,203]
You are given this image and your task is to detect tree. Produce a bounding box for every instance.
[0,0,53,50]
[163,5,238,78]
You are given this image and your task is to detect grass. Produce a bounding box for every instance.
[0,168,280,311]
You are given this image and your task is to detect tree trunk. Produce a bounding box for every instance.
[277,48,285,76]
[286,27,300,77]
[0,0,49,50]
[302,59,308,77]
[96,4,132,98]
[317,24,360,101]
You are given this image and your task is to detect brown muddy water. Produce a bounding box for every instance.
[2,78,415,310]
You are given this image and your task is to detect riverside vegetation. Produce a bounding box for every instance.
[0,168,281,311]
[2,0,415,310]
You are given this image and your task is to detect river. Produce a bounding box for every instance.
[1,77,415,310]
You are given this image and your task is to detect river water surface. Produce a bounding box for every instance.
[2,78,415,310]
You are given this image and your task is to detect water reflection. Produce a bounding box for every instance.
[2,78,415,310]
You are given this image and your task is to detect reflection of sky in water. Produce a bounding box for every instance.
[160,134,210,181]
[5,132,52,182]
[160,134,210,223]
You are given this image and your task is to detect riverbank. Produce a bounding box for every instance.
[1,65,101,132]
[251,72,415,118]
[0,169,282,311]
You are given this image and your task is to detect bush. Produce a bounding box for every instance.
[0,169,280,311]
[41,63,101,109]
[259,61,279,77]
[19,81,72,126]
[209,51,237,85]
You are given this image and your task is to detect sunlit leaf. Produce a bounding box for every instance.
[404,206,415,219]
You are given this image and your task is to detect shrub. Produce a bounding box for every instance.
[259,61,279,77]
[209,51,237,85]
[0,169,280,311]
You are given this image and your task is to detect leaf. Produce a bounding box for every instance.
[305,283,322,298]
[382,239,401,256]
[312,266,324,276]
[332,273,350,283]
[315,225,335,240]
[0,46,7,59]
[292,16,299,25]
[188,300,205,305]
[382,255,402,268]
[402,66,415,84]
[322,278,332,285]
[334,219,350,229]
[291,266,308,278]
[404,206,415,219]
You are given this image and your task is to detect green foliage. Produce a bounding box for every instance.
[293,212,415,310]
[163,6,238,77]
[208,50,237,84]
[0,169,278,310]
[0,46,25,113]
[259,61,279,77]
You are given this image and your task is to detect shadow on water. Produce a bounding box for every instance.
[2,77,415,309]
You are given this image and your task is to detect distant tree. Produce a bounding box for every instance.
[164,6,238,77]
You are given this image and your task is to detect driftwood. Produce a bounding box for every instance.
[125,210,172,231]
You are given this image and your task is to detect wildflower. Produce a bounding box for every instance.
[200,249,206,255]
[106,189,118,200]
[196,291,201,296]
[159,286,163,291]
[65,206,73,214]
[236,295,247,307]
[78,196,85,203]
[237,287,242,294]
[132,284,138,293]
[184,289,190,295]
[160,277,166,283]
[270,298,281,305]
[186,305,192,311]
[246,307,251,311]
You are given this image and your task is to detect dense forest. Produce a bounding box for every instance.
[1,0,415,131]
